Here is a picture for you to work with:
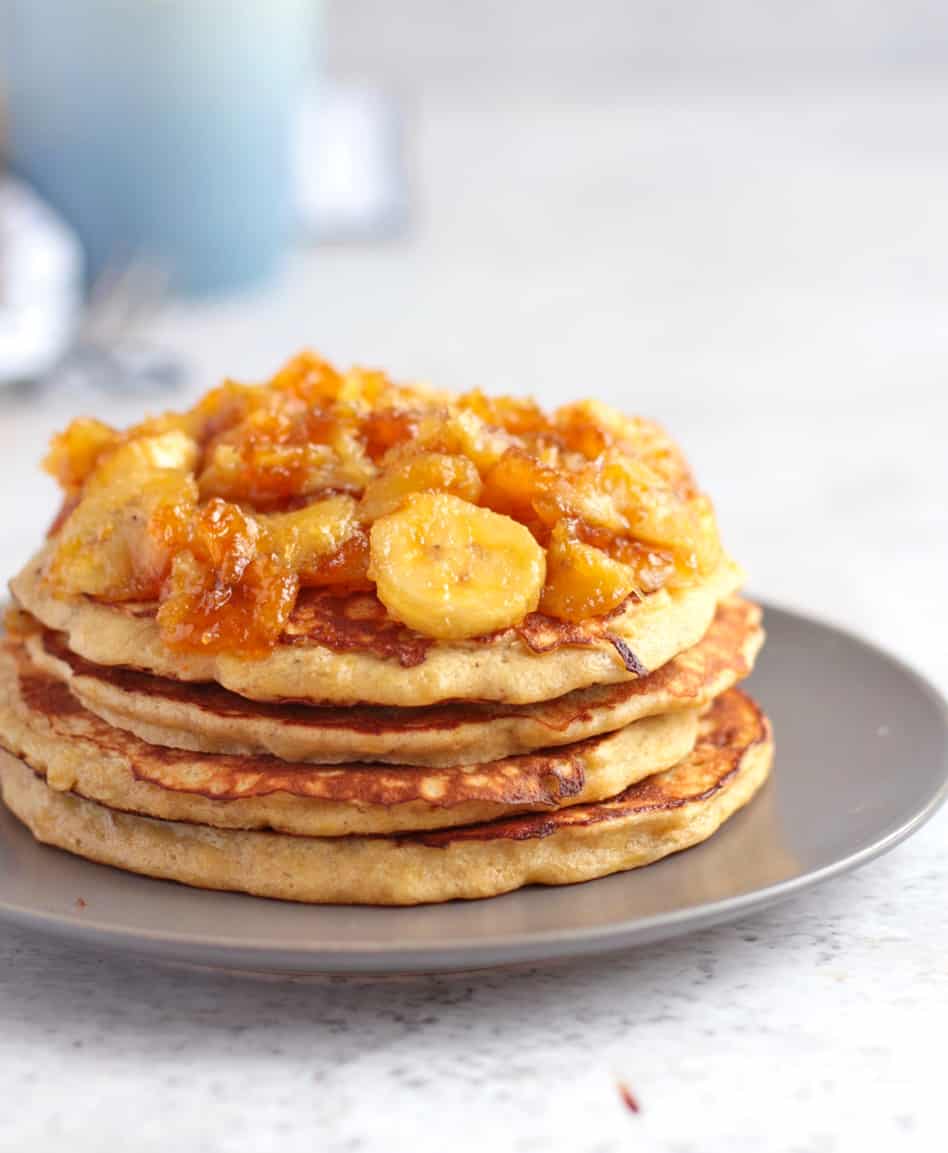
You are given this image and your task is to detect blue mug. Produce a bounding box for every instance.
[2,0,312,296]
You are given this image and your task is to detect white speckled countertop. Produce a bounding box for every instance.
[1,89,946,1152]
[2,829,945,1153]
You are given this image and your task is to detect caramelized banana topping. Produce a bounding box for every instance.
[41,351,722,651]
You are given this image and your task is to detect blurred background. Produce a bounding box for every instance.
[0,0,945,686]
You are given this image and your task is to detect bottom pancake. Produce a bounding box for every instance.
[0,690,773,905]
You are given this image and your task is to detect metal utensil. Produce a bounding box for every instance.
[46,257,183,394]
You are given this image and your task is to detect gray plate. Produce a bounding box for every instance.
[0,603,945,973]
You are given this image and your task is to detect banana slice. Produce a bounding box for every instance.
[368,492,546,639]
[540,521,638,622]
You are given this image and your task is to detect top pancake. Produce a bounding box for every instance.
[25,598,763,767]
[11,547,742,706]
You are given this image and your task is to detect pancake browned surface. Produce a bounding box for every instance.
[0,690,773,905]
[25,598,763,766]
[11,549,742,707]
[0,638,699,836]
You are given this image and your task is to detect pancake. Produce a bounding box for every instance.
[0,638,699,836]
[10,546,743,706]
[0,690,773,905]
[25,598,763,767]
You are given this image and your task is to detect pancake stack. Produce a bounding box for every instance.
[0,356,773,904]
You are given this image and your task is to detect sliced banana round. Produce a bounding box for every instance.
[368,492,546,640]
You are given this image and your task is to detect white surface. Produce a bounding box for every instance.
[0,92,946,1152]
[0,180,82,384]
[296,83,405,240]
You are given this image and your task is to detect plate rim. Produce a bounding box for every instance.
[1,599,946,972]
